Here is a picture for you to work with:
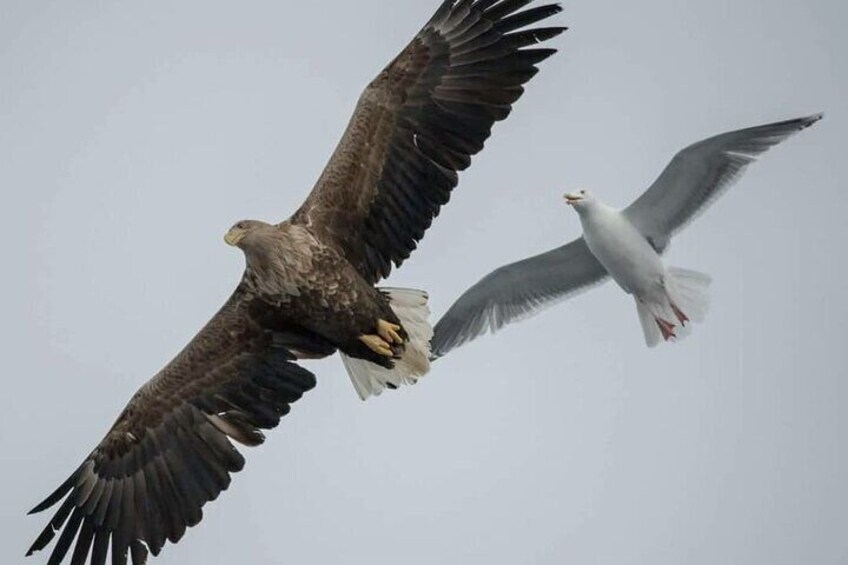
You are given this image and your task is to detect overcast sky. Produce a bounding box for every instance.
[2,1,846,564]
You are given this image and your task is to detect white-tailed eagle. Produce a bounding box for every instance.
[26,1,565,563]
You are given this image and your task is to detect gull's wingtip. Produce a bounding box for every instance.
[803,112,824,126]
[775,112,824,135]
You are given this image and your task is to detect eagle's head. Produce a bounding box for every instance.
[224,220,274,249]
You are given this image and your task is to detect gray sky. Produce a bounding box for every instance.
[2,1,846,564]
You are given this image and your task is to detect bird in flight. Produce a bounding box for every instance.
[26,2,565,563]
[431,114,822,356]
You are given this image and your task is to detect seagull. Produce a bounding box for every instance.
[431,114,822,356]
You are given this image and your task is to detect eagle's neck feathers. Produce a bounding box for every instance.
[242,224,321,299]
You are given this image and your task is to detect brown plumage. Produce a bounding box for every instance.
[26,2,565,564]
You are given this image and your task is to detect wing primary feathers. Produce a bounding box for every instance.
[624,113,822,245]
[111,534,128,565]
[124,443,149,545]
[445,0,474,29]
[151,455,189,543]
[80,479,106,516]
[91,480,114,529]
[473,0,502,12]
[27,496,76,557]
[494,4,563,33]
[196,418,245,473]
[103,478,124,532]
[130,474,151,549]
[161,448,204,529]
[292,0,565,284]
[427,0,456,27]
[29,470,79,515]
[171,423,219,501]
[46,507,84,565]
[503,26,567,48]
[90,529,109,565]
[130,541,149,565]
[116,479,136,558]
[141,463,171,552]
[72,467,98,510]
[69,519,95,565]
[485,0,536,20]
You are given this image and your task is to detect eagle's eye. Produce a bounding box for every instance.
[236,222,247,230]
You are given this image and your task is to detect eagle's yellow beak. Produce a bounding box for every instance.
[224,228,245,247]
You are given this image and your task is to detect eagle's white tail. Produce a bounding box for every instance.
[636,268,712,347]
[341,288,433,400]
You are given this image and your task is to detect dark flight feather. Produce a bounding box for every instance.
[28,290,322,564]
[293,0,565,284]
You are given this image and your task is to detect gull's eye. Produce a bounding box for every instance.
[236,222,246,230]
[580,190,586,195]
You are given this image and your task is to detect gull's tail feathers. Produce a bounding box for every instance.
[636,268,712,347]
[666,268,712,323]
[342,288,433,400]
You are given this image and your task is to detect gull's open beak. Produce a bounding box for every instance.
[224,229,244,247]
[564,192,582,206]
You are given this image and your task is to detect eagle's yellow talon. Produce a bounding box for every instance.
[376,319,404,344]
[359,334,394,357]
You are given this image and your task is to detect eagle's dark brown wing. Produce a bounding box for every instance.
[292,0,565,284]
[26,289,334,565]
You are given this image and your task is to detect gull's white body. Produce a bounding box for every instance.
[577,200,665,299]
[567,190,710,345]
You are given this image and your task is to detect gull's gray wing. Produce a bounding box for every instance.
[624,114,822,252]
[431,238,608,357]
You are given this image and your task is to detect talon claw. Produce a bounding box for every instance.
[377,320,404,344]
[359,334,394,357]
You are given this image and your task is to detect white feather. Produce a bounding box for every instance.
[636,299,662,348]
[341,288,433,400]
[633,267,711,346]
[665,267,712,323]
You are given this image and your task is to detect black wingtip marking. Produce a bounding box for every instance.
[804,112,824,126]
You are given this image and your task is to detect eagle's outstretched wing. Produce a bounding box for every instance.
[292,0,565,284]
[26,289,334,565]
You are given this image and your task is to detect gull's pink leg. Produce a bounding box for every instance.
[656,318,677,341]
[670,303,690,327]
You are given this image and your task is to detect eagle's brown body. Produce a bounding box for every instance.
[27,2,566,564]
[240,221,402,367]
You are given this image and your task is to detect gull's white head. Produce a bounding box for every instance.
[563,189,595,212]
